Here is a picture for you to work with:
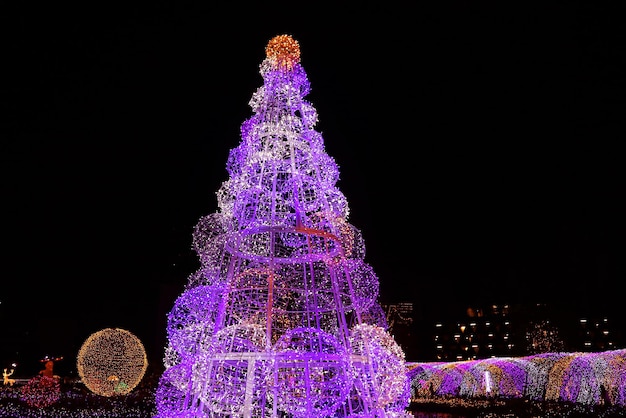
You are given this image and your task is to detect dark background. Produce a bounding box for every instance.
[2,3,624,374]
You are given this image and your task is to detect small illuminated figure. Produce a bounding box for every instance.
[108,375,129,394]
[3,368,15,386]
[20,355,64,407]
[39,355,63,378]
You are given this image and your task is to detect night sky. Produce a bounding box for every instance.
[2,3,624,372]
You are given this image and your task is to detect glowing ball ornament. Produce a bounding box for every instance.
[77,327,148,397]
[272,327,351,417]
[265,34,300,70]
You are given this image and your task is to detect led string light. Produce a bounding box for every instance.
[408,348,626,406]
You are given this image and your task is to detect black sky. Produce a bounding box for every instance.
[2,3,624,370]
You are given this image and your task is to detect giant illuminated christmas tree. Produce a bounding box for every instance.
[155,34,410,418]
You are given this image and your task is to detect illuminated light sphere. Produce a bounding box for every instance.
[350,324,410,413]
[155,361,196,418]
[265,34,300,70]
[272,327,351,418]
[166,285,223,360]
[336,258,380,312]
[196,324,270,417]
[77,327,148,397]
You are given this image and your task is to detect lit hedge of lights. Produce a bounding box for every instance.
[77,328,148,397]
[155,34,411,418]
[408,348,626,406]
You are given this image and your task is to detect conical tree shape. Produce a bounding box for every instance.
[155,34,410,418]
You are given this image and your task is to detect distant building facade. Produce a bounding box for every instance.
[432,304,518,361]
[382,302,415,358]
[382,302,625,362]
[429,303,624,361]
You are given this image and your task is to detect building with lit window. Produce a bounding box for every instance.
[575,316,621,352]
[428,303,624,362]
[432,304,517,361]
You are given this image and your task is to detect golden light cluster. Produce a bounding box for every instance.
[265,34,300,70]
[76,328,148,397]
